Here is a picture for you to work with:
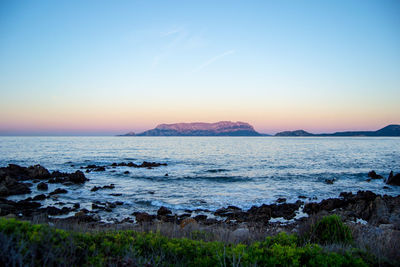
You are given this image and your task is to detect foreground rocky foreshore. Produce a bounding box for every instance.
[1,163,400,230]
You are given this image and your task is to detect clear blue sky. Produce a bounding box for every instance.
[0,0,399,135]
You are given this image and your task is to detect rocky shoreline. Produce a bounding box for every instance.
[1,163,400,233]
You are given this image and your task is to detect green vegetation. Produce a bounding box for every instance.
[0,218,371,266]
[306,215,353,245]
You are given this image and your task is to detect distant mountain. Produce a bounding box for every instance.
[275,130,313,136]
[124,121,263,136]
[274,124,400,137]
[119,131,135,136]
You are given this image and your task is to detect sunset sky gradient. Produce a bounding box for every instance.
[1,0,399,135]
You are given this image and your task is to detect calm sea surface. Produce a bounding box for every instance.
[1,137,399,221]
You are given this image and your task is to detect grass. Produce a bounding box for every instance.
[0,216,379,266]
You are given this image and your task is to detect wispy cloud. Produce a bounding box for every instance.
[161,27,183,37]
[192,50,235,73]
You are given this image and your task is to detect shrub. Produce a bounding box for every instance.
[0,218,369,266]
[308,215,353,245]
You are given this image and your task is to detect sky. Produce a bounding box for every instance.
[0,0,399,135]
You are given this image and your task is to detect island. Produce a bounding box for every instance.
[275,124,400,137]
[121,121,264,136]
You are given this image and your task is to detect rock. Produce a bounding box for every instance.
[133,212,156,223]
[33,194,46,201]
[368,170,383,179]
[298,195,307,199]
[37,182,48,191]
[369,196,390,225]
[165,173,169,177]
[73,203,80,209]
[91,184,115,192]
[276,198,286,203]
[123,171,130,174]
[94,166,106,172]
[325,178,335,184]
[68,170,87,184]
[49,188,68,195]
[91,186,101,192]
[27,165,51,179]
[386,171,400,186]
[42,206,71,215]
[0,176,31,197]
[157,206,172,216]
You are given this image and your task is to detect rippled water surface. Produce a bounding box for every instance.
[1,136,399,221]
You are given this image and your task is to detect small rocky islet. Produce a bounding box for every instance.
[1,163,400,232]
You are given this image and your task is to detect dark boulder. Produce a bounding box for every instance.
[49,188,68,195]
[276,198,286,203]
[37,182,48,191]
[68,170,87,184]
[0,176,31,197]
[368,170,383,179]
[386,171,400,186]
[133,212,156,223]
[157,206,172,216]
[325,178,335,184]
[33,194,46,201]
[27,165,51,179]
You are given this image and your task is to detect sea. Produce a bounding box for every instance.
[1,136,399,222]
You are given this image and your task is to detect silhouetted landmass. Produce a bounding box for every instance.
[123,121,264,136]
[275,130,313,136]
[275,124,400,137]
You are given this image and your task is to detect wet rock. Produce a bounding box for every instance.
[115,201,123,205]
[93,166,106,172]
[49,170,88,184]
[27,165,51,179]
[33,194,46,201]
[386,171,400,186]
[368,170,383,179]
[68,170,87,184]
[90,184,115,192]
[165,173,168,176]
[123,171,130,174]
[41,206,72,216]
[73,203,80,209]
[276,198,286,203]
[37,182,48,191]
[298,195,307,199]
[0,164,51,181]
[49,188,68,195]
[0,176,31,197]
[215,206,242,216]
[133,212,156,223]
[157,206,172,216]
[325,178,335,184]
[248,201,301,221]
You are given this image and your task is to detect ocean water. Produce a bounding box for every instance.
[1,136,399,221]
